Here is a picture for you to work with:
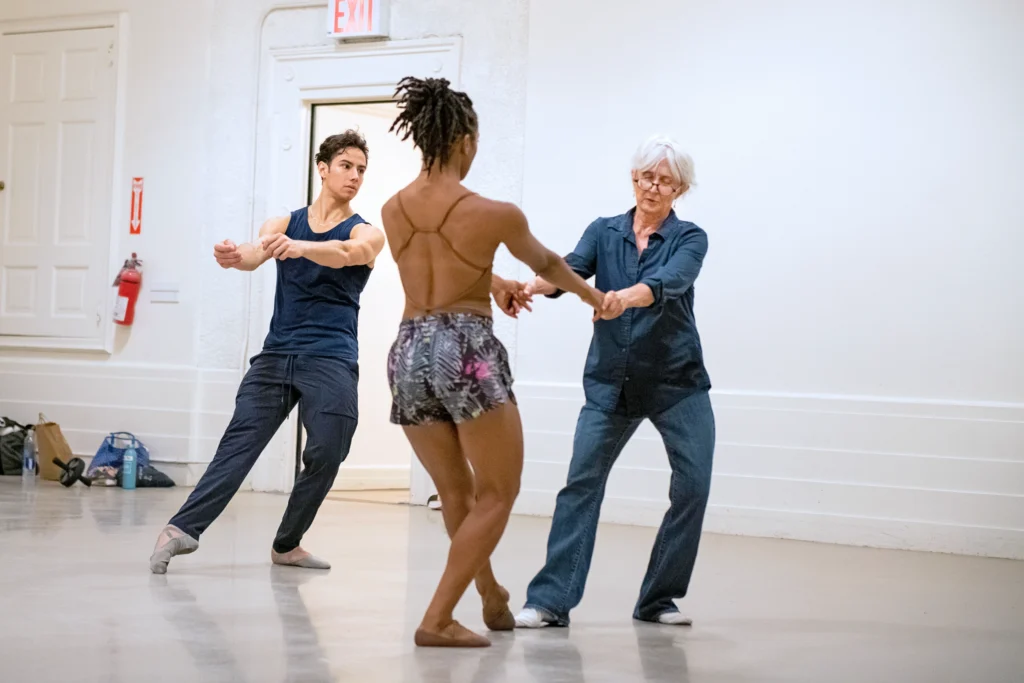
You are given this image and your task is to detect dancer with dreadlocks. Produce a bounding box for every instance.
[382,77,604,648]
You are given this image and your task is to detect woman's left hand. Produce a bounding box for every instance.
[492,277,534,318]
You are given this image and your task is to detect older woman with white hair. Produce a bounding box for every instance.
[516,135,714,628]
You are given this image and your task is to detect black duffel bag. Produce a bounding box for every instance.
[0,418,30,475]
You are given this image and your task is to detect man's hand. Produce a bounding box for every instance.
[214,240,243,269]
[595,290,627,321]
[492,277,534,318]
[262,233,306,261]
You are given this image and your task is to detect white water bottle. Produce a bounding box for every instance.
[21,430,36,487]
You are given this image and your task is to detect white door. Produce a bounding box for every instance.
[0,27,117,341]
[309,103,423,491]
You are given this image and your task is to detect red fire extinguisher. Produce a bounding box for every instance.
[113,253,143,326]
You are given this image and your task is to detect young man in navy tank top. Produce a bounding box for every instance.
[149,131,387,573]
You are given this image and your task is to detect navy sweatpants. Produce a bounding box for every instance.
[169,353,358,553]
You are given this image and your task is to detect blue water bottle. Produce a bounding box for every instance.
[121,439,137,490]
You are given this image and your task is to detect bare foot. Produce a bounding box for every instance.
[270,547,331,570]
[482,585,514,631]
[415,621,491,648]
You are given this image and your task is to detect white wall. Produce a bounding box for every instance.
[514,0,1024,558]
[4,0,1019,560]
[0,0,530,485]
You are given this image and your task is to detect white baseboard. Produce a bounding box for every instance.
[0,358,238,480]
[332,465,410,491]
[701,504,1024,560]
[513,490,1024,560]
[513,382,1024,560]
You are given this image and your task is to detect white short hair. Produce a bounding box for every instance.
[631,135,696,188]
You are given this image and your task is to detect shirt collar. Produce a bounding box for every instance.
[613,208,679,242]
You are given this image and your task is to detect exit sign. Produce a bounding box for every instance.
[329,0,389,39]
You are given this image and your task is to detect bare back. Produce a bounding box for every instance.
[382,182,507,319]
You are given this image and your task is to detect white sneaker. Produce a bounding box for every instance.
[514,607,555,628]
[656,612,693,626]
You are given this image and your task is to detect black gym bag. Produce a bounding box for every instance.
[0,418,30,475]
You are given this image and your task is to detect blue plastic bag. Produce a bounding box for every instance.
[89,432,151,473]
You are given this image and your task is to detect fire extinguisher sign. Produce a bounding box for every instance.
[130,177,144,235]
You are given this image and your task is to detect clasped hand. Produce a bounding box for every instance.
[516,279,626,322]
[260,233,305,260]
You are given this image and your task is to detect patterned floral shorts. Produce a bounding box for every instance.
[387,313,516,426]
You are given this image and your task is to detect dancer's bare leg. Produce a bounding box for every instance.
[404,420,515,631]
[408,402,524,647]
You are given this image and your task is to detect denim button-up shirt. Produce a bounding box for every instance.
[552,209,711,417]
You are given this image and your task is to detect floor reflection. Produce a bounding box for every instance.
[410,635,515,683]
[522,629,585,683]
[635,623,690,682]
[3,483,1019,683]
[148,568,335,683]
[149,575,248,683]
[270,566,334,683]
[519,624,691,682]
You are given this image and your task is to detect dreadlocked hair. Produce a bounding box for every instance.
[390,77,478,173]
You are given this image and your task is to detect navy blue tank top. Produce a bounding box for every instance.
[261,208,372,361]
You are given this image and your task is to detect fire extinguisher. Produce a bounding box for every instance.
[113,253,143,326]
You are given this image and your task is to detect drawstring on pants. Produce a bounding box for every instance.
[281,355,296,405]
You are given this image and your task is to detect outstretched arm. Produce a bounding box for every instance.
[213,217,288,272]
[526,219,601,298]
[500,205,603,314]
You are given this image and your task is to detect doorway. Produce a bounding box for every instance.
[307,101,420,496]
[245,36,462,503]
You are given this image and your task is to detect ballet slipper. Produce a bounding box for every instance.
[414,621,491,648]
[271,547,331,570]
[149,525,198,575]
[482,585,515,631]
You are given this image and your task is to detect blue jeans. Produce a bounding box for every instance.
[169,353,358,553]
[524,390,715,623]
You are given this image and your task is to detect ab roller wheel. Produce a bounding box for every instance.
[52,457,93,488]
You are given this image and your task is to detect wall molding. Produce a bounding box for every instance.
[0,358,415,492]
[4,364,1020,558]
[513,381,1024,560]
[0,359,240,487]
[333,465,411,491]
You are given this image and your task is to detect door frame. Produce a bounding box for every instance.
[246,37,463,503]
[0,12,129,353]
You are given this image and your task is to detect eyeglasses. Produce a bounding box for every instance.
[634,176,679,196]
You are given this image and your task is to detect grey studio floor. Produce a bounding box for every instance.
[1,480,1022,683]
